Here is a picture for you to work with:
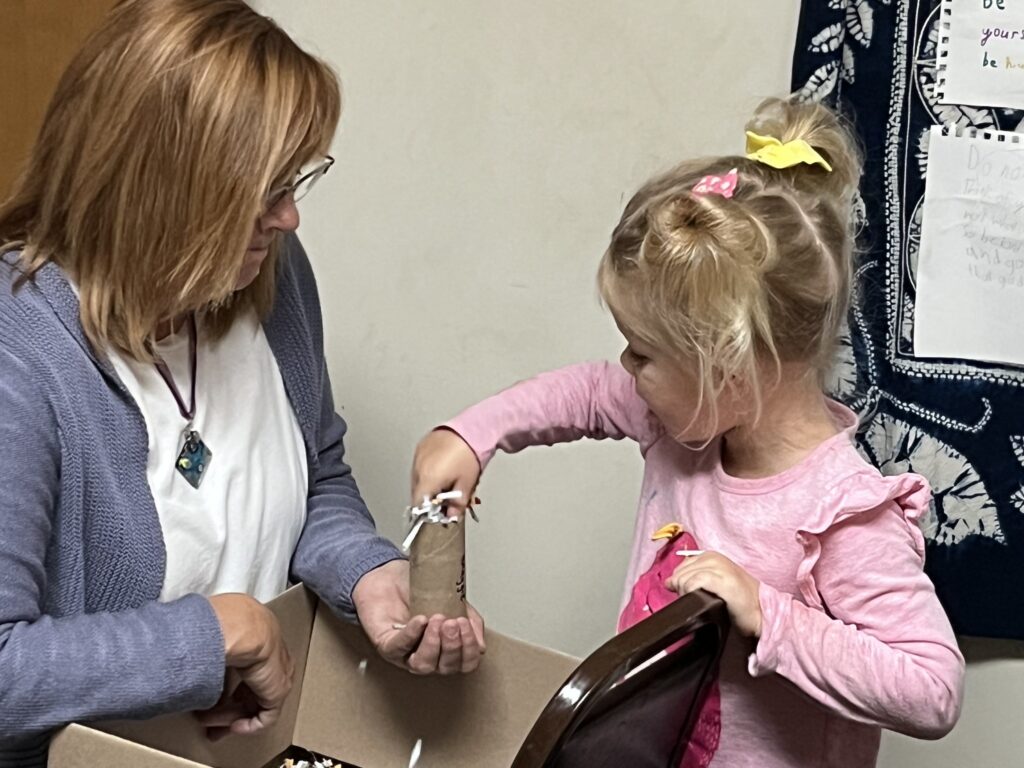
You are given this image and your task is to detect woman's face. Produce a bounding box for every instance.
[236,194,300,291]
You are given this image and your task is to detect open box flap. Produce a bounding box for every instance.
[49,724,209,768]
[293,602,580,768]
[50,585,584,768]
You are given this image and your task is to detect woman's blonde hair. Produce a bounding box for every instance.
[599,97,862,429]
[0,0,340,360]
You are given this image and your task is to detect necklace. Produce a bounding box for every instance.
[151,314,212,489]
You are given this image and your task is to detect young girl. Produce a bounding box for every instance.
[410,98,964,767]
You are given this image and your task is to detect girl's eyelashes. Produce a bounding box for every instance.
[627,347,649,366]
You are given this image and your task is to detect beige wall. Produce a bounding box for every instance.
[254,2,1023,765]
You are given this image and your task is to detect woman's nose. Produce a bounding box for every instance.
[260,194,301,233]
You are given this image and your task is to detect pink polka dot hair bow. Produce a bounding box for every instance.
[691,168,739,199]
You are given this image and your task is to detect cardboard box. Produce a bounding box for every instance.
[48,586,580,768]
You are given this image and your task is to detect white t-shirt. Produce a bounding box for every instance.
[108,312,308,603]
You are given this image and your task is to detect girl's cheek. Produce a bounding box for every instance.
[633,373,650,400]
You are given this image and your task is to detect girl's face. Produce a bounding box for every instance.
[613,312,746,444]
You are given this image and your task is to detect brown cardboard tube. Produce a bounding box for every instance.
[409,520,467,618]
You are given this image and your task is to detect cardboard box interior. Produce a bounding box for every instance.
[49,585,580,768]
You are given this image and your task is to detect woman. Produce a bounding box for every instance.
[0,2,482,764]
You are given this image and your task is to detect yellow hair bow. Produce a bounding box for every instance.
[745,131,833,172]
[651,523,684,541]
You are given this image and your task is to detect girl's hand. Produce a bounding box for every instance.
[666,552,763,637]
[410,428,481,516]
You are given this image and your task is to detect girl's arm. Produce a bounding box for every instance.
[444,360,663,469]
[751,492,964,738]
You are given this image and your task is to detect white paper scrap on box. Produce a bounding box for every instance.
[935,0,1024,110]
[915,125,1024,367]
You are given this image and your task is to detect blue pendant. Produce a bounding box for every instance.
[176,430,212,489]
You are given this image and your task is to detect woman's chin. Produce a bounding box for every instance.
[234,251,268,291]
[234,265,261,291]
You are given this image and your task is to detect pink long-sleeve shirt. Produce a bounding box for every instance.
[446,362,964,767]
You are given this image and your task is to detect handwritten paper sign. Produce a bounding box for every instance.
[915,126,1024,366]
[936,0,1024,109]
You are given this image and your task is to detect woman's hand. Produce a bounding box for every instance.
[410,428,481,516]
[199,594,295,739]
[353,559,486,675]
[666,552,763,637]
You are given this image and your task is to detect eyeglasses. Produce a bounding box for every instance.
[264,155,335,212]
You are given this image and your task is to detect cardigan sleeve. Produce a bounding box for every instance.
[280,235,404,620]
[0,342,226,741]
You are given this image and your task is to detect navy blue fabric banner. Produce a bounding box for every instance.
[792,0,1024,639]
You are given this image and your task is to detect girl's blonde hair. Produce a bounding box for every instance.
[599,97,862,428]
[0,0,340,360]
